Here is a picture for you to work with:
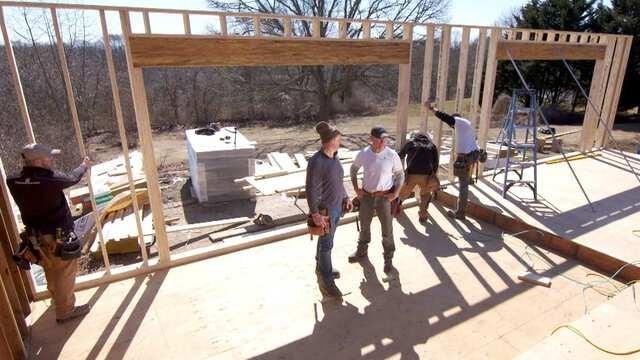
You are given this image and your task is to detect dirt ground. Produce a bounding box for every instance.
[77,106,640,273]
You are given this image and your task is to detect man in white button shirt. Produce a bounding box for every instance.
[428,103,480,220]
[348,126,404,273]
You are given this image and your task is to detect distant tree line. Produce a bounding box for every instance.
[496,0,640,112]
[1,0,637,174]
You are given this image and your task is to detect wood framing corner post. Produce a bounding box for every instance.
[120,11,170,264]
[477,28,501,173]
[395,24,413,151]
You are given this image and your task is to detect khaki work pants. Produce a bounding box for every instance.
[399,174,440,219]
[39,234,78,319]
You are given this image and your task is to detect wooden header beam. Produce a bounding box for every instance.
[497,41,607,60]
[128,36,411,67]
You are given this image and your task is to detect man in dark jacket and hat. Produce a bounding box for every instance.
[6,143,92,323]
[398,131,440,223]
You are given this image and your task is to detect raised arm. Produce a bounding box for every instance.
[52,157,90,190]
[427,103,455,128]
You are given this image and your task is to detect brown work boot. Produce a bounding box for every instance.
[56,304,91,324]
[446,210,465,220]
[315,264,341,279]
[317,278,343,299]
[348,244,368,263]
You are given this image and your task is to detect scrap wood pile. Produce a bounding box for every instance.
[69,151,146,213]
[236,148,362,196]
[68,151,154,256]
[82,188,154,256]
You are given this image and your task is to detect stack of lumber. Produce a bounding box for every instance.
[69,151,146,213]
[93,203,154,255]
[85,188,154,256]
[537,129,580,153]
[236,148,362,196]
[186,127,256,203]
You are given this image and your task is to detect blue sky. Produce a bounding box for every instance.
[7,0,530,26]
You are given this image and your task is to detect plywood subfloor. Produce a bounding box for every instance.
[27,205,615,359]
[517,284,640,359]
[451,149,640,264]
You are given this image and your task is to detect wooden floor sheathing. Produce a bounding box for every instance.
[27,204,620,359]
[447,149,640,264]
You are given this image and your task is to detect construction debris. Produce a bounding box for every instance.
[69,151,146,213]
[236,148,362,196]
[518,271,552,287]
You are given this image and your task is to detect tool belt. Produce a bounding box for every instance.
[13,228,42,270]
[307,208,330,238]
[54,228,82,261]
[453,149,487,178]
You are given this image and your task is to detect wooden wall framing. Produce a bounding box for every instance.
[0,2,632,310]
[128,36,411,67]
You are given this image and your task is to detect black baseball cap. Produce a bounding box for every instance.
[370,126,389,139]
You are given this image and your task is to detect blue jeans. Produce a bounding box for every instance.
[316,207,342,285]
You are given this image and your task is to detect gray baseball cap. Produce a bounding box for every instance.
[21,143,61,161]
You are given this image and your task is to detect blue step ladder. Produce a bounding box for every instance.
[492,89,538,200]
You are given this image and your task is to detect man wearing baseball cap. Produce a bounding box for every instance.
[348,126,404,273]
[427,103,480,220]
[6,143,92,323]
[306,122,352,298]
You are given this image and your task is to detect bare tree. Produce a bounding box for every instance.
[207,0,450,121]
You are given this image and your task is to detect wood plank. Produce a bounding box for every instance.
[362,20,370,39]
[580,36,615,151]
[597,36,632,147]
[219,15,227,36]
[52,7,111,273]
[294,153,307,168]
[385,21,393,39]
[496,41,606,60]
[419,24,435,133]
[128,36,411,67]
[449,27,470,181]
[159,217,252,235]
[253,16,261,37]
[454,27,470,114]
[182,13,191,34]
[0,218,27,337]
[143,11,151,34]
[433,25,451,150]
[0,6,34,142]
[546,31,555,42]
[283,17,291,37]
[470,28,487,129]
[0,269,25,360]
[395,24,413,150]
[0,329,12,360]
[0,158,35,303]
[339,20,346,39]
[270,153,297,171]
[477,28,501,173]
[312,18,320,38]
[120,10,170,264]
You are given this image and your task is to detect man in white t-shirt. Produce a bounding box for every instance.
[348,126,404,273]
[428,103,480,220]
